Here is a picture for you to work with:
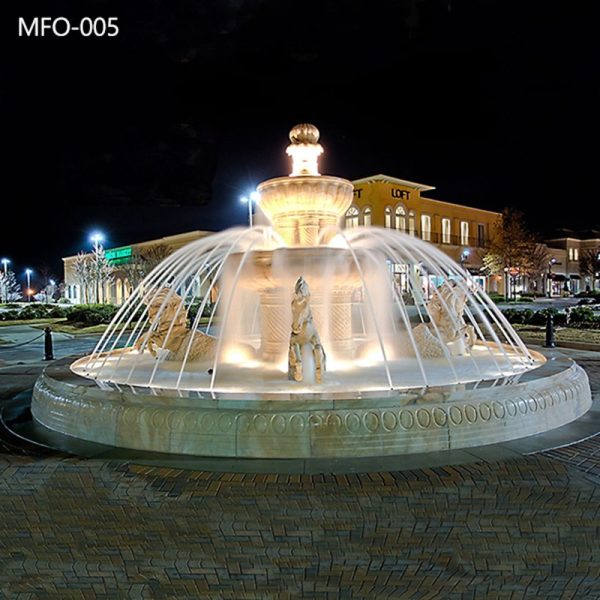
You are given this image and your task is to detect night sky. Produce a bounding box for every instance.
[2,0,600,289]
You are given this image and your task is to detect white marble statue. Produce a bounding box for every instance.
[135,287,217,361]
[288,277,326,383]
[413,281,476,358]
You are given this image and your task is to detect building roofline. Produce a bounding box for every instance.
[419,196,501,216]
[352,173,436,192]
[62,229,215,261]
[351,173,500,216]
[546,236,600,242]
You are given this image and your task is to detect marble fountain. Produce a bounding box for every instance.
[32,124,592,460]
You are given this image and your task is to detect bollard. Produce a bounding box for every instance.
[544,312,556,348]
[44,327,55,361]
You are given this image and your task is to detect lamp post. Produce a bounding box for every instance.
[547,258,557,298]
[90,232,105,252]
[25,268,33,302]
[460,249,470,271]
[240,191,260,227]
[89,232,105,303]
[1,258,8,276]
[48,279,56,303]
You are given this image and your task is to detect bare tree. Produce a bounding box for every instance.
[482,208,532,274]
[91,244,114,303]
[482,208,551,298]
[140,244,172,274]
[74,252,93,304]
[0,270,22,302]
[118,250,146,290]
[521,242,552,293]
[580,248,600,291]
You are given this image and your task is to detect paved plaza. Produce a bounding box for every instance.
[0,332,599,598]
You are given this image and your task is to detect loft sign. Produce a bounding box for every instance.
[391,188,410,200]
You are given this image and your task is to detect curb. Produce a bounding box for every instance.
[520,338,600,353]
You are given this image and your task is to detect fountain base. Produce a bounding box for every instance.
[32,350,591,460]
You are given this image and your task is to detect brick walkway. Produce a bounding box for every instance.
[0,353,599,598]
[1,453,599,598]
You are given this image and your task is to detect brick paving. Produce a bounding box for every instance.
[0,352,599,598]
[1,453,600,598]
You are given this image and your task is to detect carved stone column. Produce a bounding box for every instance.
[259,285,354,362]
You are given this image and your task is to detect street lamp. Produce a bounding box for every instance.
[547,258,557,298]
[1,258,9,275]
[90,231,105,251]
[25,268,33,302]
[48,279,56,303]
[240,191,260,227]
[460,249,470,270]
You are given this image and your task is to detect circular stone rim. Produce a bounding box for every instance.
[31,350,592,460]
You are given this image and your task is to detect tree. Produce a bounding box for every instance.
[118,252,146,290]
[521,242,552,293]
[140,244,172,274]
[91,243,114,303]
[482,208,548,298]
[482,208,531,274]
[74,252,93,304]
[0,270,22,302]
[580,248,600,291]
[116,244,171,293]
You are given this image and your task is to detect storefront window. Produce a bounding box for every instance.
[442,218,451,244]
[385,206,392,228]
[460,221,469,245]
[395,205,406,231]
[363,206,372,227]
[421,214,431,242]
[408,211,416,236]
[345,206,359,229]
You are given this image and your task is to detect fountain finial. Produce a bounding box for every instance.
[286,123,323,177]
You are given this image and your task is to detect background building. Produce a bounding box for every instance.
[345,174,499,292]
[544,231,600,295]
[63,231,213,305]
[63,178,599,304]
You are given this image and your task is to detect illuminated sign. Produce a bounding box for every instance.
[105,246,132,265]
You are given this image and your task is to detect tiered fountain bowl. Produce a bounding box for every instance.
[32,124,592,460]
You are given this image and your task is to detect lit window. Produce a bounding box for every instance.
[442,218,451,244]
[568,247,574,260]
[460,221,469,245]
[395,205,406,231]
[421,214,431,242]
[408,211,416,236]
[385,206,392,228]
[574,248,579,261]
[345,206,359,229]
[363,206,372,227]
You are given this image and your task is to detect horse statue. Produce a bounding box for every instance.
[288,277,326,383]
[413,280,476,358]
[430,281,476,352]
[135,287,217,361]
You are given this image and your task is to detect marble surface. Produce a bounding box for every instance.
[31,351,592,459]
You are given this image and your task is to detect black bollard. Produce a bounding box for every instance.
[544,312,556,348]
[44,327,55,361]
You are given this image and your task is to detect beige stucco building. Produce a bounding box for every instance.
[63,230,213,305]
[345,174,500,291]
[544,232,600,295]
[63,174,599,303]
